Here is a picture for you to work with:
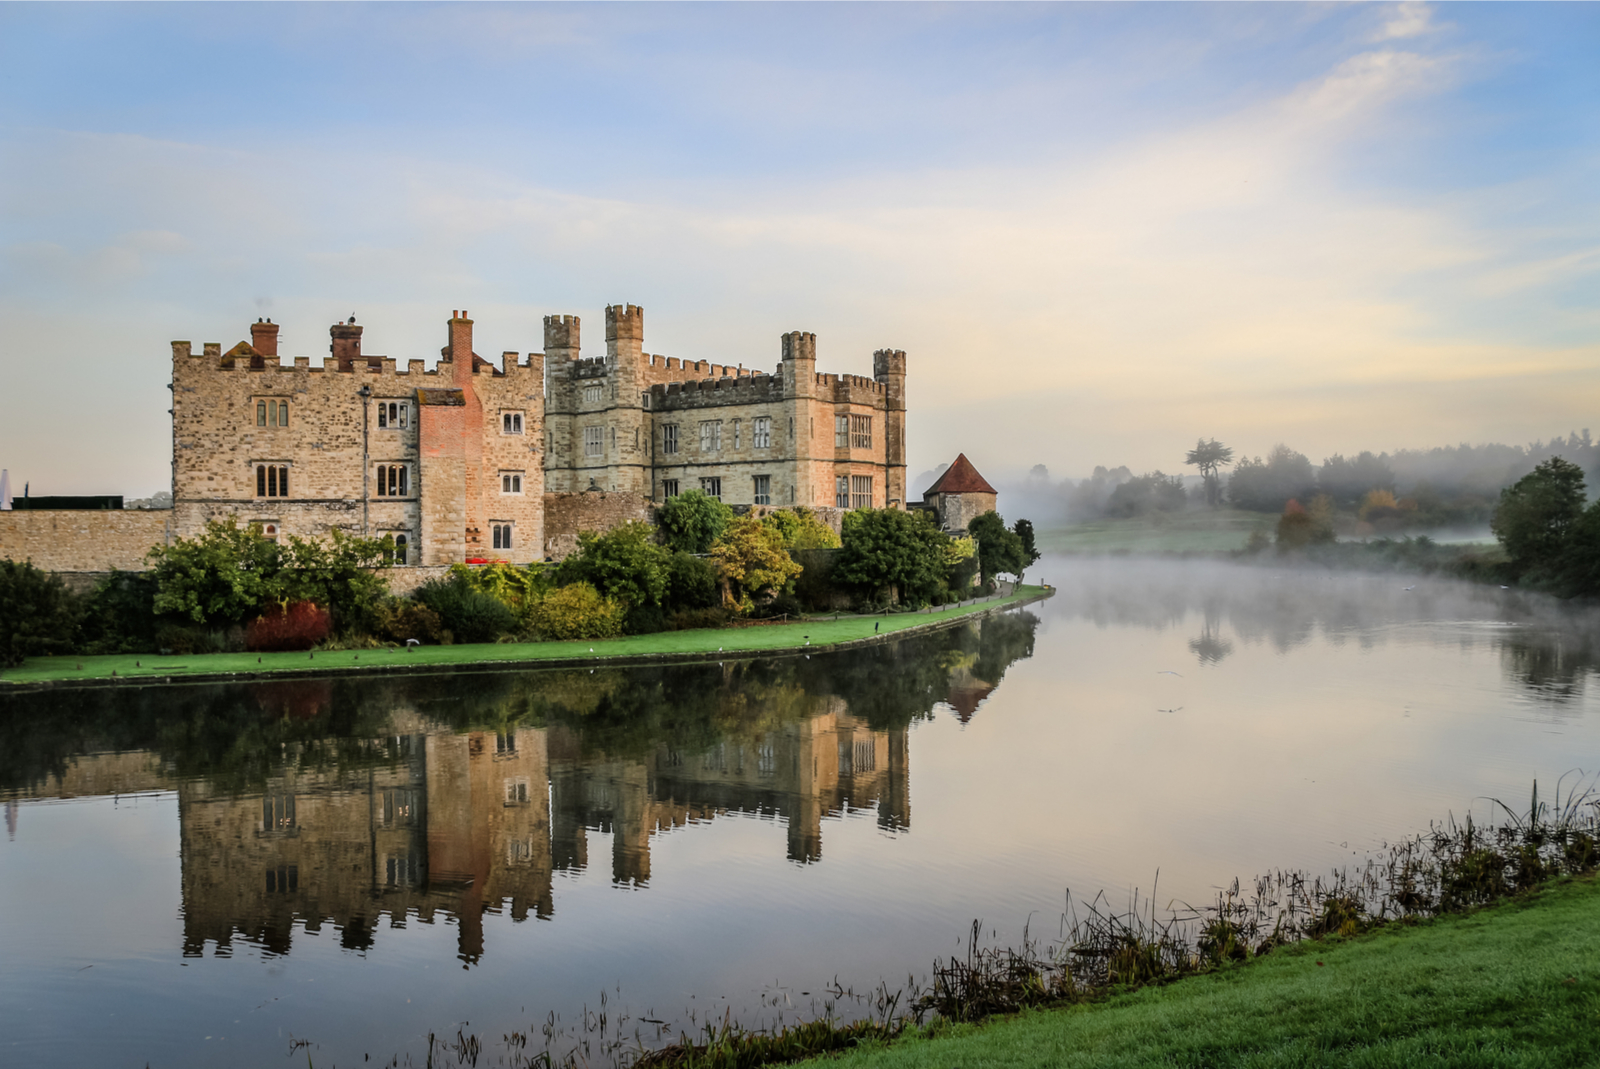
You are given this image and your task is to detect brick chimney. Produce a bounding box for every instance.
[330,316,364,371]
[444,310,475,382]
[250,318,280,357]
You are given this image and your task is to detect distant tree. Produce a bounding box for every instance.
[655,490,733,554]
[1318,451,1396,508]
[1028,464,1050,480]
[0,559,80,666]
[1492,457,1586,572]
[1185,439,1235,508]
[967,510,1027,585]
[1105,472,1188,518]
[1228,444,1316,512]
[708,516,803,612]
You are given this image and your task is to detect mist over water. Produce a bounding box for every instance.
[3,555,1598,1067]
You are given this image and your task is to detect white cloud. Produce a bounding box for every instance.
[1372,2,1437,43]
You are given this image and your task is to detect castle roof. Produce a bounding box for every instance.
[925,453,996,496]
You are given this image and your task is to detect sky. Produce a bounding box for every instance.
[0,1,1596,497]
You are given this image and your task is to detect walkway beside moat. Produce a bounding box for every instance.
[0,584,1053,692]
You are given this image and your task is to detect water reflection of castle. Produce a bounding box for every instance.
[18,706,907,965]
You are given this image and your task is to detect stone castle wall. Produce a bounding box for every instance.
[0,509,170,572]
[541,491,654,560]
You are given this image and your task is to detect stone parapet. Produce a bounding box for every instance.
[0,510,171,572]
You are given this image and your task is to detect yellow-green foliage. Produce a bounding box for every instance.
[446,561,550,612]
[527,581,626,640]
[763,507,842,550]
[944,536,977,567]
[710,515,804,612]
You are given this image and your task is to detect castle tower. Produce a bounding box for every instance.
[601,304,648,494]
[873,349,908,507]
[781,331,819,507]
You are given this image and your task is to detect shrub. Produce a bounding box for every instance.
[666,551,720,611]
[527,582,626,640]
[374,599,444,645]
[77,570,161,655]
[708,515,803,612]
[837,508,950,604]
[246,601,332,652]
[763,508,841,550]
[413,576,517,644]
[145,518,282,627]
[0,559,80,666]
[555,521,671,609]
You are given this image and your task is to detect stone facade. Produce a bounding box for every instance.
[2,302,910,574]
[544,305,908,514]
[916,453,999,535]
[169,310,545,567]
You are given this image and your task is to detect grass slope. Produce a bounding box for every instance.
[813,877,1600,1069]
[1038,509,1271,555]
[0,585,1049,686]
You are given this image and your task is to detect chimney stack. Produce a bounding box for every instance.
[250,318,280,357]
[330,316,364,371]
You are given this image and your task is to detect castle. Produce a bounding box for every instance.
[0,304,911,573]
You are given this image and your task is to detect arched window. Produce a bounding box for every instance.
[392,534,408,565]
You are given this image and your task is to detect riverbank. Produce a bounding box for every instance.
[805,875,1600,1069]
[0,584,1052,691]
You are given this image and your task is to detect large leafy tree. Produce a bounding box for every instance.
[0,559,80,666]
[967,510,1028,585]
[1185,439,1235,508]
[836,508,949,604]
[655,490,733,554]
[276,530,395,631]
[708,516,803,612]
[146,518,285,626]
[1492,457,1586,571]
[762,507,841,550]
[1228,444,1316,512]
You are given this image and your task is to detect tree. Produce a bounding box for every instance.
[274,530,394,633]
[1228,444,1316,512]
[655,490,733,554]
[836,508,949,604]
[1318,451,1395,508]
[967,510,1027,585]
[1013,519,1041,570]
[527,582,626,640]
[555,521,671,608]
[1185,439,1235,508]
[708,516,803,612]
[762,507,841,550]
[0,559,80,666]
[1492,457,1586,571]
[145,518,283,626]
[1105,472,1187,517]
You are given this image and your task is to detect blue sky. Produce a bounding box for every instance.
[1,1,1596,496]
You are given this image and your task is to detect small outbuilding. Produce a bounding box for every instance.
[919,453,998,534]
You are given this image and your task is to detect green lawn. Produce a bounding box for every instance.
[0,585,1051,686]
[1039,509,1272,554]
[812,876,1600,1069]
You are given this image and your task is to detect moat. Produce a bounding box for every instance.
[4,556,1600,1068]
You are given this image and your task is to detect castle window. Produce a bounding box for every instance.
[835,476,849,508]
[753,475,771,506]
[265,865,299,894]
[503,412,524,435]
[256,400,289,428]
[700,477,722,499]
[392,533,408,565]
[378,401,410,429]
[492,523,514,550]
[505,777,530,805]
[851,475,873,509]
[583,425,603,457]
[582,385,602,404]
[662,424,679,454]
[733,420,742,450]
[262,792,296,833]
[851,415,872,449]
[835,415,849,447]
[501,472,524,495]
[699,420,722,452]
[385,853,418,888]
[662,478,680,499]
[754,417,772,449]
[260,523,279,543]
[257,464,290,498]
[376,464,409,497]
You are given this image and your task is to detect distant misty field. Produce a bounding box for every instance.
[1038,509,1271,554]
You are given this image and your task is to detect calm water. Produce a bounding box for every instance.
[4,556,1599,1068]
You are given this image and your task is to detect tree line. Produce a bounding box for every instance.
[0,492,1041,666]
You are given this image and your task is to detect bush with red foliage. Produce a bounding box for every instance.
[246,601,331,652]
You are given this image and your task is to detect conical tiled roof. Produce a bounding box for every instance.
[925,453,997,496]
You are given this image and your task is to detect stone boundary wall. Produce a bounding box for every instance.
[0,510,171,573]
[542,491,654,560]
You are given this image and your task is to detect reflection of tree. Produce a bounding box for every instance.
[1188,626,1234,667]
[1501,636,1591,704]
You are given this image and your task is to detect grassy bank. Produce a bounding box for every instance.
[1038,509,1271,554]
[807,875,1600,1069]
[0,584,1051,688]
